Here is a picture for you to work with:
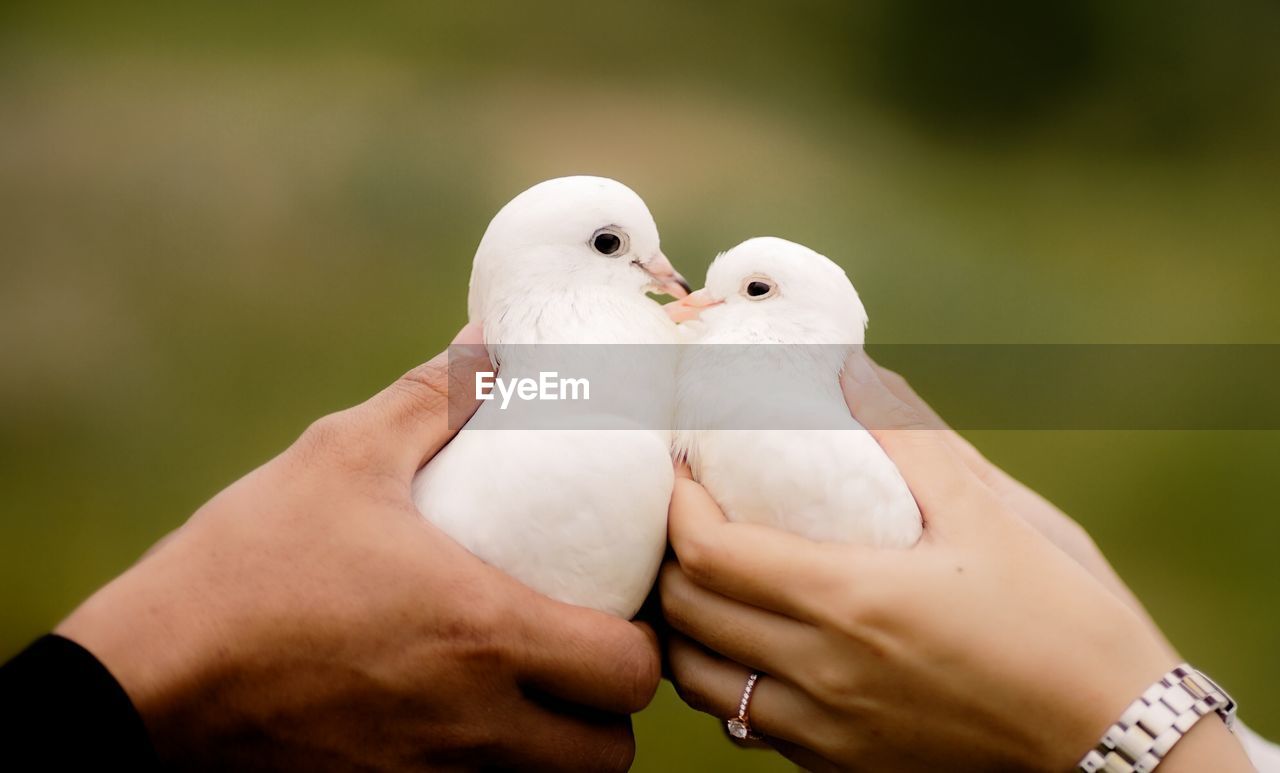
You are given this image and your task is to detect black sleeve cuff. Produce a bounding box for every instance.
[0,634,159,769]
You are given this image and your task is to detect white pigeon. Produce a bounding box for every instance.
[671,236,922,548]
[412,176,690,618]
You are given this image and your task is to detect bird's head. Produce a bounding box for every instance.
[670,236,868,345]
[469,176,689,320]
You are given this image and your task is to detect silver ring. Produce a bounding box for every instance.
[725,673,762,740]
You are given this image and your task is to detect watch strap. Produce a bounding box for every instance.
[1077,663,1236,773]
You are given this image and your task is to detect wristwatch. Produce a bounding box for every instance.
[1077,663,1237,773]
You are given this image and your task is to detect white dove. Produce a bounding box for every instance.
[412,176,690,618]
[671,236,922,548]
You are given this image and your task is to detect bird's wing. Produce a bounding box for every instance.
[412,427,673,618]
[695,428,922,548]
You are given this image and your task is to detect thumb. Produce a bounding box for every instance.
[350,322,488,475]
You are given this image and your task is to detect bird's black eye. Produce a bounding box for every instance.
[589,227,628,257]
[594,233,621,254]
[740,275,777,300]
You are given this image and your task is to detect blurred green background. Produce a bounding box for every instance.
[2,1,1278,768]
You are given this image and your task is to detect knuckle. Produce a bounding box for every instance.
[665,647,712,714]
[295,412,350,459]
[879,367,908,391]
[466,592,515,639]
[883,400,928,430]
[293,410,382,475]
[437,593,513,667]
[675,533,722,584]
[830,583,891,637]
[658,567,691,626]
[808,660,849,701]
[671,674,713,715]
[805,661,858,709]
[393,359,451,414]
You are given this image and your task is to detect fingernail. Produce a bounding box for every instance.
[451,322,484,347]
[847,351,879,385]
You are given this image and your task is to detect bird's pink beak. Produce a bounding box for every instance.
[640,252,692,299]
[665,289,724,322]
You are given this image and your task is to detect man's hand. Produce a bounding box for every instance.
[56,324,661,771]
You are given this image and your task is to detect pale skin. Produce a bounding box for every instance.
[661,353,1255,772]
[56,324,661,772]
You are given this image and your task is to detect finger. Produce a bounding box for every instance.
[659,561,817,684]
[668,475,879,625]
[665,632,822,747]
[729,735,772,751]
[503,700,636,773]
[840,351,987,520]
[870,359,950,430]
[870,358,1008,487]
[354,322,488,475]
[515,596,661,715]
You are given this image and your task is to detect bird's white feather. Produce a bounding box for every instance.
[674,237,922,548]
[413,176,678,618]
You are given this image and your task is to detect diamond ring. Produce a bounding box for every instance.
[726,672,762,740]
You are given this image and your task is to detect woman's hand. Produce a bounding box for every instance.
[863,360,1169,646]
[57,324,660,772]
[660,353,1251,772]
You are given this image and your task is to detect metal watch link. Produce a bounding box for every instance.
[1077,664,1236,773]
